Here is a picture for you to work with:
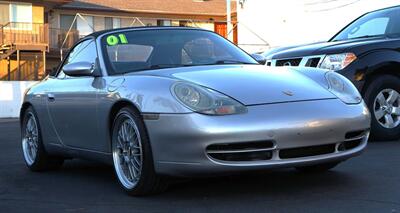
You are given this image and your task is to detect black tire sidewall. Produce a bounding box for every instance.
[364,75,400,141]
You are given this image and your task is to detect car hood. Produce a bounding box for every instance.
[262,43,318,59]
[271,37,389,59]
[137,65,336,105]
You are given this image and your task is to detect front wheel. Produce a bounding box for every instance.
[295,162,340,173]
[111,107,167,196]
[363,75,400,141]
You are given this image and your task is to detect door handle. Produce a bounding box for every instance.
[47,93,55,102]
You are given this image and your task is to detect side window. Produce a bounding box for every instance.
[58,39,97,78]
[348,17,389,39]
[182,38,233,64]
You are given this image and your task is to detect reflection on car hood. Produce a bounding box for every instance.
[136,65,336,105]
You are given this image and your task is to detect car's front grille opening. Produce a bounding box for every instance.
[305,57,320,67]
[345,139,362,150]
[345,129,368,139]
[208,151,273,162]
[338,138,363,151]
[279,144,336,159]
[336,129,367,152]
[206,141,275,162]
[276,58,302,66]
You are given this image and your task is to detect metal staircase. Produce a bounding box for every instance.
[0,45,16,61]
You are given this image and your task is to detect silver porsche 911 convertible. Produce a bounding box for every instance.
[20,27,370,195]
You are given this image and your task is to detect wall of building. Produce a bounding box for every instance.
[237,0,400,53]
[32,5,44,23]
[51,10,180,30]
[187,21,214,31]
[50,9,219,31]
[0,81,36,118]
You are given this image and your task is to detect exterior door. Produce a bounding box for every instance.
[46,39,100,150]
[214,22,238,44]
[214,22,227,38]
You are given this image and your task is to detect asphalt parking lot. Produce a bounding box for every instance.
[0,119,399,213]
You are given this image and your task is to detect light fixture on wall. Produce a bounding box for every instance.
[239,0,246,8]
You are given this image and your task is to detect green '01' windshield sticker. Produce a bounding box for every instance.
[106,34,128,46]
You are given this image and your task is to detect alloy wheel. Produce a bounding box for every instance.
[22,112,39,165]
[112,114,143,189]
[373,88,400,129]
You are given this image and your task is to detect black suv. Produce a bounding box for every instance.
[265,6,400,141]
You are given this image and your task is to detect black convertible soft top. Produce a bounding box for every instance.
[87,26,207,38]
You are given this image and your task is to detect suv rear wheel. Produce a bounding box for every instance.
[364,75,400,141]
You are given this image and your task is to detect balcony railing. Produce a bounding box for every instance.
[0,22,49,48]
[49,28,80,51]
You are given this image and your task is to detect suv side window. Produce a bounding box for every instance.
[57,39,98,79]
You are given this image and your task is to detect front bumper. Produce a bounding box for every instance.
[144,99,371,176]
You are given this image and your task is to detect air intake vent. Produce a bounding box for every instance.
[337,129,368,151]
[276,58,302,67]
[345,130,367,139]
[305,57,320,67]
[279,144,336,159]
[206,141,275,162]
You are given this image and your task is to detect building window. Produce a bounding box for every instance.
[113,18,121,29]
[61,14,94,37]
[105,17,112,29]
[10,3,32,23]
[157,20,171,26]
[105,17,121,29]
[77,15,94,36]
[60,14,76,30]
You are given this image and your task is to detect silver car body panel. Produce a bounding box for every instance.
[140,65,336,105]
[145,99,370,176]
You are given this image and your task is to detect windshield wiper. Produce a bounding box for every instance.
[349,35,386,40]
[333,34,386,42]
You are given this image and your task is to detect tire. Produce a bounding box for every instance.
[21,107,64,171]
[111,107,167,196]
[363,75,400,141]
[295,162,340,173]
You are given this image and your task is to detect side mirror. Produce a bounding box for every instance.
[251,53,267,65]
[63,62,95,77]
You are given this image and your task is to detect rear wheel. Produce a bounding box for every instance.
[363,75,400,141]
[21,107,64,171]
[111,107,167,196]
[295,162,340,173]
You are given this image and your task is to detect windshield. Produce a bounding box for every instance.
[101,29,257,75]
[331,7,400,41]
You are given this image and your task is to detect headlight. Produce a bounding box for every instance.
[319,53,357,71]
[326,72,362,104]
[172,82,247,115]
